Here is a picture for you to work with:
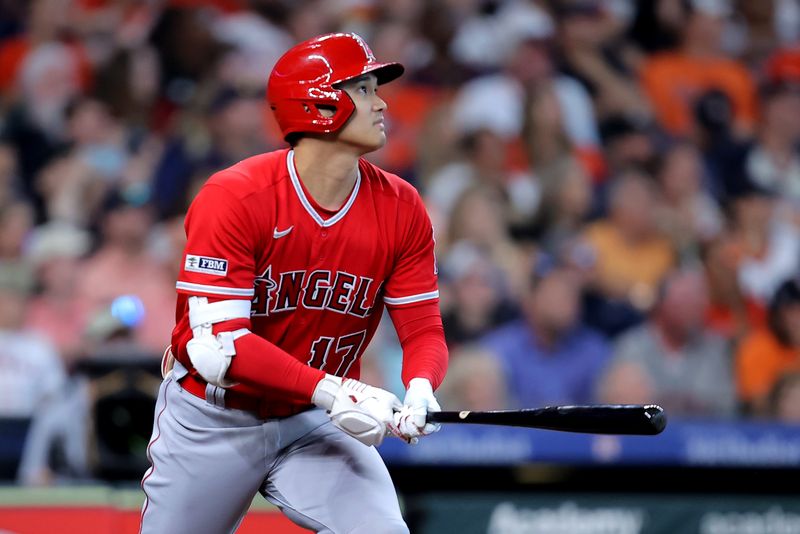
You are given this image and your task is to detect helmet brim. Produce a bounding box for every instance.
[334,62,404,87]
[368,62,405,85]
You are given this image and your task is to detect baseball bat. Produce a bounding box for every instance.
[426,404,666,435]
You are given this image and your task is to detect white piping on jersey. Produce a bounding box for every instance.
[383,290,440,306]
[176,281,255,297]
[286,149,361,228]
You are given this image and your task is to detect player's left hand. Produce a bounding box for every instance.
[393,378,441,445]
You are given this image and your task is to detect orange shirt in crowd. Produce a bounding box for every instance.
[582,221,675,301]
[706,298,766,340]
[640,52,758,136]
[736,328,800,403]
[766,45,800,84]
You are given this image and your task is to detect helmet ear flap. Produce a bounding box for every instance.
[274,88,355,140]
[267,32,402,141]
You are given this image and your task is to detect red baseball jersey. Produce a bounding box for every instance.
[171,148,439,403]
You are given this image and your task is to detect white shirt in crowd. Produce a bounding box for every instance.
[0,330,65,418]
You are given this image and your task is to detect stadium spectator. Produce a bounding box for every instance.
[640,0,758,137]
[23,223,92,367]
[766,371,800,423]
[554,0,651,120]
[25,96,144,227]
[439,240,518,349]
[655,141,724,258]
[0,263,65,419]
[210,2,294,89]
[1,41,83,210]
[65,97,131,185]
[0,200,34,261]
[627,0,688,55]
[18,295,157,486]
[766,45,800,86]
[596,113,658,178]
[446,185,532,296]
[689,88,747,200]
[451,5,600,152]
[599,268,737,417]
[736,278,800,415]
[481,257,610,408]
[726,171,800,303]
[0,0,92,100]
[702,235,766,342]
[425,128,539,224]
[742,83,800,208]
[437,345,509,411]
[581,170,675,312]
[73,187,175,354]
[523,155,592,256]
[0,143,20,209]
[149,84,271,218]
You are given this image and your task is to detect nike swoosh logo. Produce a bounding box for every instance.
[273,226,294,239]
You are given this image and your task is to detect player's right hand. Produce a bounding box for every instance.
[312,375,402,447]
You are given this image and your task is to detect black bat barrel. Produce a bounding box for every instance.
[426,404,667,435]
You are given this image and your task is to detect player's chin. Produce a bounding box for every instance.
[361,132,387,151]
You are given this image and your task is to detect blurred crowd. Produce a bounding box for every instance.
[2,0,800,484]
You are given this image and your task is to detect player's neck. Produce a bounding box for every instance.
[292,141,360,211]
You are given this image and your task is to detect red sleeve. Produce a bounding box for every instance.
[179,181,324,402]
[388,300,448,390]
[215,318,324,402]
[383,191,439,308]
[177,181,259,300]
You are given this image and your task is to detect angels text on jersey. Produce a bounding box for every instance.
[251,265,381,318]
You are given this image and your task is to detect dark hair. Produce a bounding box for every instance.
[286,132,303,147]
[767,371,800,418]
[693,89,734,136]
[768,278,800,346]
[529,251,558,290]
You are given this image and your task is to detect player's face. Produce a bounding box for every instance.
[335,74,387,152]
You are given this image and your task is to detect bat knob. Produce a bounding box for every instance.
[644,405,667,434]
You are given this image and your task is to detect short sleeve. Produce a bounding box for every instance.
[383,192,439,307]
[176,183,257,300]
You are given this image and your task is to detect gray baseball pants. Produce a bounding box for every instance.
[139,362,408,533]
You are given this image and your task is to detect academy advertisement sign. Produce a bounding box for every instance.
[415,494,800,534]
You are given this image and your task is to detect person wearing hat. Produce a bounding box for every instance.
[736,277,800,414]
[139,33,447,533]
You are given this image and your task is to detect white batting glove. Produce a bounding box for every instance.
[394,378,441,445]
[312,375,402,447]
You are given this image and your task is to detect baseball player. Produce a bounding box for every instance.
[139,33,448,534]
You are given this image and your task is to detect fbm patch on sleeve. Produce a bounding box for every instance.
[184,254,229,276]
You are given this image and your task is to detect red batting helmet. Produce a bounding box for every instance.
[267,33,404,141]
